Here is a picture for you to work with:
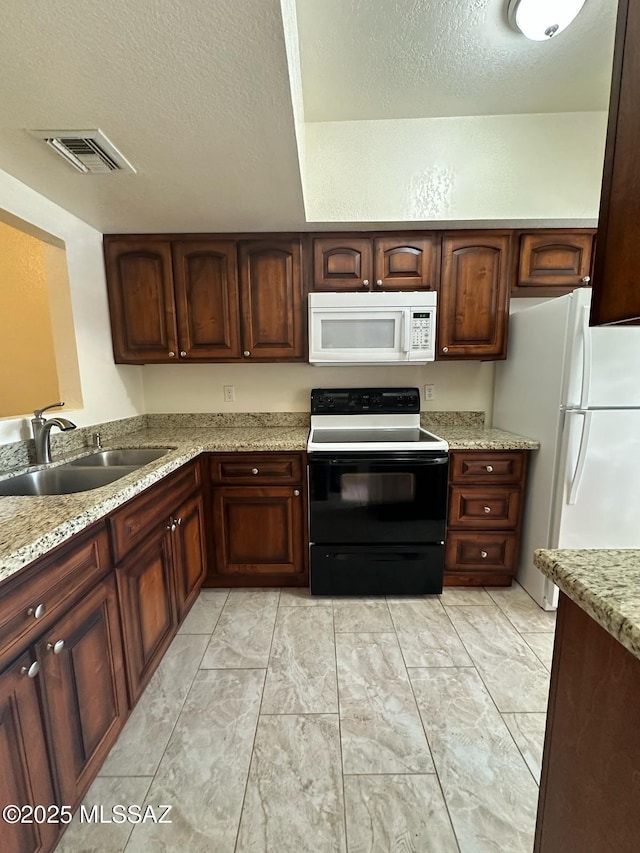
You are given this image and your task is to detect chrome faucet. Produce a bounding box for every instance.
[31,402,77,464]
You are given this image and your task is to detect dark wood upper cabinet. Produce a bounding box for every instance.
[311,234,438,291]
[104,239,178,363]
[238,239,305,360]
[513,231,595,297]
[438,232,511,360]
[590,0,640,325]
[172,241,241,359]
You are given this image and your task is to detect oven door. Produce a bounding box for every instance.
[308,453,448,545]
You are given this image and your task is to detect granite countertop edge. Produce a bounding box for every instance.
[534,548,640,662]
[0,423,538,583]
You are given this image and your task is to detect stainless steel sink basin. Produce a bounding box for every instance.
[68,448,171,467]
[0,466,139,496]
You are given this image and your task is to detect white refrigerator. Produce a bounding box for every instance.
[493,289,640,610]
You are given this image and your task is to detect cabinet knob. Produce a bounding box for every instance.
[21,661,40,678]
[582,276,591,284]
[166,522,177,532]
[47,639,65,655]
[484,506,491,514]
[180,351,187,357]
[168,351,176,358]
[362,280,370,288]
[480,550,488,559]
[293,489,300,496]
[375,279,383,287]
[442,347,449,353]
[243,351,251,357]
[175,517,182,526]
[486,465,494,473]
[27,603,46,620]
[251,468,259,475]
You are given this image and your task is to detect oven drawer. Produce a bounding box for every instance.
[448,485,521,529]
[445,531,518,572]
[450,451,526,484]
[210,453,303,484]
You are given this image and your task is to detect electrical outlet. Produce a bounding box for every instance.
[424,384,435,401]
[223,385,235,402]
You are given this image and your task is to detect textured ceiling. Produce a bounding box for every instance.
[296,0,618,121]
[0,0,618,232]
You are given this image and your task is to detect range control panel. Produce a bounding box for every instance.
[311,387,421,415]
[411,311,432,351]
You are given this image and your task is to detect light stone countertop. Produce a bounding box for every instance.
[534,549,640,662]
[0,422,538,584]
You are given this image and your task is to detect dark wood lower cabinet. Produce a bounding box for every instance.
[172,491,207,622]
[0,652,59,853]
[37,575,127,809]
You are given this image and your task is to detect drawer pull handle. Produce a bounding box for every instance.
[480,550,488,559]
[293,489,300,496]
[251,468,259,475]
[21,661,40,678]
[27,604,46,620]
[486,465,494,473]
[47,639,65,655]
[484,506,491,514]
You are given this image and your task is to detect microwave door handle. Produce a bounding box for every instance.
[401,310,411,353]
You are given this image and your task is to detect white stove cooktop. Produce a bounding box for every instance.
[307,415,449,453]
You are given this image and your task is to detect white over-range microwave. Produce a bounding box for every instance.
[308,291,437,365]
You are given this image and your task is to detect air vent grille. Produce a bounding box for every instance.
[29,129,136,174]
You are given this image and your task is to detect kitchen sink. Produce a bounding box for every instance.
[0,466,140,496]
[67,448,172,467]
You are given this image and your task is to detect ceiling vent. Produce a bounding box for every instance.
[28,129,136,174]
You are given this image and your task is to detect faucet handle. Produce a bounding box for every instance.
[33,402,65,420]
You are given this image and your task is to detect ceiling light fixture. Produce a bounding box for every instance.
[507,0,587,41]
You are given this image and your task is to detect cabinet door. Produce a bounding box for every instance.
[116,529,177,704]
[589,0,640,326]
[514,232,595,296]
[0,653,59,853]
[373,235,439,291]
[172,492,207,623]
[439,232,511,360]
[104,239,179,363]
[172,241,242,360]
[312,237,373,291]
[212,486,304,576]
[37,576,127,810]
[239,240,304,360]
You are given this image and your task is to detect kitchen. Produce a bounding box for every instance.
[1,0,640,851]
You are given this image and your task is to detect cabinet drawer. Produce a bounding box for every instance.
[450,451,525,484]
[445,531,518,572]
[210,453,303,484]
[110,460,201,562]
[448,486,521,529]
[0,524,110,669]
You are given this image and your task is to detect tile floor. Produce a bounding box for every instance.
[56,582,556,853]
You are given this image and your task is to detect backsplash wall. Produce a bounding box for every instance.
[142,361,496,423]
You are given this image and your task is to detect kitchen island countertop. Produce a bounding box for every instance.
[0,422,538,582]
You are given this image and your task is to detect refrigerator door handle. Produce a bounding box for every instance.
[579,305,593,409]
[568,410,593,506]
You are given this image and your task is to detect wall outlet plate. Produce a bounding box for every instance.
[424,384,435,401]
[223,385,235,402]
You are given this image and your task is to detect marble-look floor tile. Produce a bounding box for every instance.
[487,584,557,633]
[100,634,208,776]
[333,599,394,632]
[200,588,279,668]
[336,632,433,774]
[502,713,547,783]
[278,587,333,605]
[178,589,228,634]
[235,714,346,853]
[445,605,550,712]
[57,776,153,853]
[125,669,265,853]
[388,598,472,667]
[522,632,555,671]
[344,774,459,853]
[439,588,494,605]
[410,667,538,853]
[261,606,338,713]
